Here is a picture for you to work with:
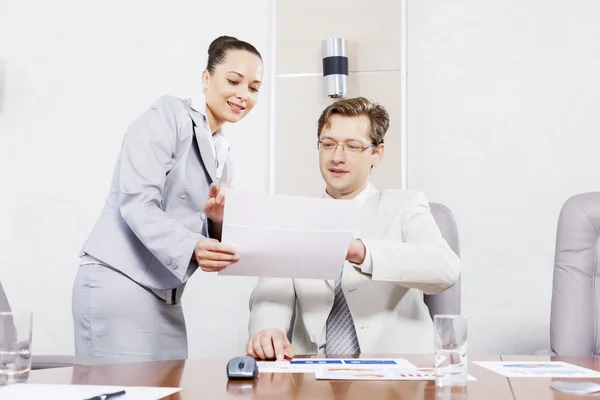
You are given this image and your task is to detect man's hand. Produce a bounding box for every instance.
[203,183,227,223]
[194,238,239,272]
[346,238,366,264]
[247,329,295,361]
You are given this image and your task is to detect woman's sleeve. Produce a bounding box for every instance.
[118,96,204,281]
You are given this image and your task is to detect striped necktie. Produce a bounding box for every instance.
[325,269,361,355]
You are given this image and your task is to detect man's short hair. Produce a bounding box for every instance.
[317,97,390,146]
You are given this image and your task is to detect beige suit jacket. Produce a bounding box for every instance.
[248,188,461,354]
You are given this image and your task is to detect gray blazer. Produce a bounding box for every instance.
[80,95,231,291]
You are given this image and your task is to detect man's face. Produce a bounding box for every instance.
[318,114,384,199]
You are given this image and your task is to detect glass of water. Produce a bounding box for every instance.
[434,314,467,387]
[435,384,468,400]
[0,311,33,384]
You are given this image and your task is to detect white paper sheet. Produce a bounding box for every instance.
[219,189,361,280]
[0,384,181,399]
[473,361,600,378]
[315,367,477,381]
[257,361,319,373]
[257,358,417,373]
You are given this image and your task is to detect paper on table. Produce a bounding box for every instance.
[257,361,318,373]
[219,189,362,280]
[315,367,477,381]
[258,358,417,373]
[0,384,181,400]
[473,361,600,378]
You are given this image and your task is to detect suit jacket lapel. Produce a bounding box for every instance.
[189,110,217,184]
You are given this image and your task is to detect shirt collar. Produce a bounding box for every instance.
[190,93,225,137]
[323,182,374,204]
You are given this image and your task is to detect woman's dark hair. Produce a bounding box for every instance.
[206,35,262,73]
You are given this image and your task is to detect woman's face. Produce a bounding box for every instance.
[203,50,263,127]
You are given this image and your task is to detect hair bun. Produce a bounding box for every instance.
[208,35,238,56]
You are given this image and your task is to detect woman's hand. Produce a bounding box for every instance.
[203,183,227,223]
[194,238,239,272]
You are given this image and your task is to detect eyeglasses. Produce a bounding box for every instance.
[317,139,375,154]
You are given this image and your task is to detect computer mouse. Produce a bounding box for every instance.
[227,355,259,380]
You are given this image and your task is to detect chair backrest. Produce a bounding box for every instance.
[0,278,12,313]
[550,192,600,357]
[424,202,462,319]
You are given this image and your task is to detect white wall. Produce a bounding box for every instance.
[2,0,600,359]
[408,0,600,354]
[0,0,270,357]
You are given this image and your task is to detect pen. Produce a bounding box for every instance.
[83,389,126,400]
[284,354,293,361]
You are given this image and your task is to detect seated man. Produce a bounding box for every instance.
[247,97,460,360]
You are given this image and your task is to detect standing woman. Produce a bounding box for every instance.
[72,36,263,363]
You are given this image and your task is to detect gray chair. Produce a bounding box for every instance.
[0,279,104,369]
[425,203,462,318]
[550,192,600,357]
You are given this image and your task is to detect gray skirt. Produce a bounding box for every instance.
[72,263,188,363]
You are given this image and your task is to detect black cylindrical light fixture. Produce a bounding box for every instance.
[322,38,348,98]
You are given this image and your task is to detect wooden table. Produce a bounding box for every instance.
[26,355,600,399]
